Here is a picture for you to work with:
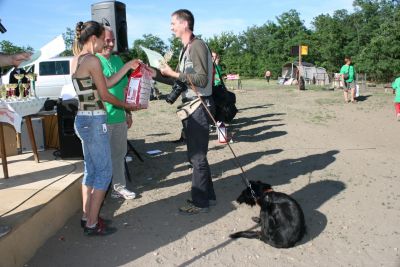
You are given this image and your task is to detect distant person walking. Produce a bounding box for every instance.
[340,56,356,103]
[264,70,271,83]
[392,76,400,120]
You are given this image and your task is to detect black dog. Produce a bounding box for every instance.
[230,181,305,248]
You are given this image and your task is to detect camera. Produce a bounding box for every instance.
[165,80,187,104]
[0,20,7,34]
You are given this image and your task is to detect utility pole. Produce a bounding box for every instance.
[298,44,302,90]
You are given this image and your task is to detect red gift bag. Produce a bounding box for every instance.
[126,64,153,108]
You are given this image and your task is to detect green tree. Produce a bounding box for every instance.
[356,1,400,81]
[128,34,167,63]
[167,35,183,70]
[3,1,400,82]
[119,34,167,64]
[0,40,33,54]
[215,33,242,75]
[60,27,74,56]
[311,10,350,72]
[206,31,239,74]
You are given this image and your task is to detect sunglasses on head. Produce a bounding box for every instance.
[102,18,111,27]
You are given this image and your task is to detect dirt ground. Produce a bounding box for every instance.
[28,83,400,267]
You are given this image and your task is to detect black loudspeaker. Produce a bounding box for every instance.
[57,99,83,159]
[91,1,128,53]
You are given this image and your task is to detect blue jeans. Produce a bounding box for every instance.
[74,114,112,191]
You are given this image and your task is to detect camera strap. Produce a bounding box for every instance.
[176,35,196,71]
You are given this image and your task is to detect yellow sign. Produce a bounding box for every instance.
[301,46,308,55]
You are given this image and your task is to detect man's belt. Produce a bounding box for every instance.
[182,96,200,103]
[182,95,212,104]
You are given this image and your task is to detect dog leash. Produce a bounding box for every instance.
[187,76,258,202]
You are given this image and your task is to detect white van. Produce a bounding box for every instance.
[1,56,73,99]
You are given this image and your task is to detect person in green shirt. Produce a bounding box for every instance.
[212,51,223,86]
[392,76,400,120]
[339,56,356,103]
[96,26,141,200]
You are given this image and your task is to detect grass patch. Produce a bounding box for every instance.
[155,82,171,94]
[308,112,336,124]
[288,107,336,125]
[155,78,324,92]
[306,84,334,91]
[315,98,342,105]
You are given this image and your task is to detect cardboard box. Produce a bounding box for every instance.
[40,114,59,149]
[21,117,45,153]
[0,123,18,157]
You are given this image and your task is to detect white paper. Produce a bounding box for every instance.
[140,46,164,69]
[146,149,162,155]
[19,35,66,68]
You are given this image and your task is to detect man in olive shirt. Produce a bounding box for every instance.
[159,9,216,215]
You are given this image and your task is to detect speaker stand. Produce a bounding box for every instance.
[124,140,143,182]
[127,140,143,162]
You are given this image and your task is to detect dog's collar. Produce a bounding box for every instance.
[264,188,273,193]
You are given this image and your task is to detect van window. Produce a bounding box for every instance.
[39,61,70,76]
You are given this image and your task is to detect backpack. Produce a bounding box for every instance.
[212,68,238,123]
[203,41,238,123]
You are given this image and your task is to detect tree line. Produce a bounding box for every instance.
[1,0,399,82]
[206,0,400,82]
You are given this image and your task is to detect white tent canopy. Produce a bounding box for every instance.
[280,62,330,85]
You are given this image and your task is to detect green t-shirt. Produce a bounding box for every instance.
[392,77,400,103]
[214,64,223,86]
[96,54,127,124]
[340,64,355,83]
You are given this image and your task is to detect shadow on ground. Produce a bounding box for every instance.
[28,146,343,266]
[27,101,345,265]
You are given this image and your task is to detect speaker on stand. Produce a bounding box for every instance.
[91,1,128,53]
[57,99,83,159]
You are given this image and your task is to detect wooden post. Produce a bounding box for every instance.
[0,123,9,178]
[298,44,302,90]
[25,116,40,163]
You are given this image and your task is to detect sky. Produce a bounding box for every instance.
[0,0,355,51]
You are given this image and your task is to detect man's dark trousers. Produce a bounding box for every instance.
[183,97,216,208]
